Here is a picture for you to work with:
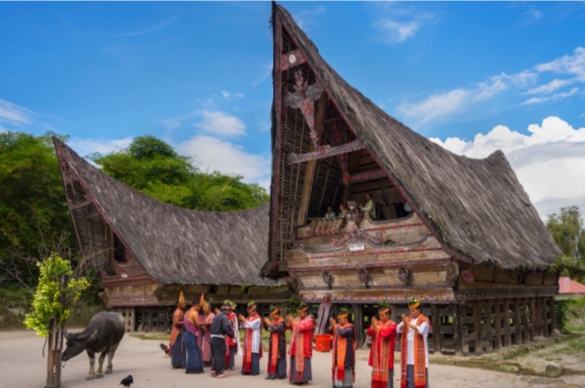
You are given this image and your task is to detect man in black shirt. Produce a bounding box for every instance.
[209,301,236,378]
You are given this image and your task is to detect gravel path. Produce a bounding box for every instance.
[1,330,582,388]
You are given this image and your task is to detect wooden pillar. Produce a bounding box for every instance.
[549,297,557,333]
[521,298,530,343]
[530,298,536,339]
[494,299,502,350]
[430,304,440,354]
[513,299,522,344]
[473,300,483,354]
[539,298,551,337]
[352,304,364,347]
[452,303,463,356]
[503,299,511,347]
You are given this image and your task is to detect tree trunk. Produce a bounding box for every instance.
[45,319,63,388]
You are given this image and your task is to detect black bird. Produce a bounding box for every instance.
[120,375,133,388]
[159,342,171,356]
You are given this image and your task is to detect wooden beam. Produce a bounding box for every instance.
[296,93,327,226]
[286,139,364,165]
[338,168,388,185]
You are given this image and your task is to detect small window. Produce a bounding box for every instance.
[112,233,127,263]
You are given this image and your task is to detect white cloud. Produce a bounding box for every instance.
[521,87,579,105]
[221,91,245,99]
[397,48,585,128]
[293,6,326,31]
[524,9,544,23]
[397,89,469,125]
[525,78,574,95]
[68,137,133,157]
[0,98,35,129]
[193,110,246,138]
[535,47,585,81]
[378,19,420,43]
[177,135,270,187]
[430,116,585,218]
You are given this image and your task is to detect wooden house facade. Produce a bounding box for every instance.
[261,3,562,355]
[53,139,289,332]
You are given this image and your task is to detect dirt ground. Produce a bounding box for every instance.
[1,330,583,388]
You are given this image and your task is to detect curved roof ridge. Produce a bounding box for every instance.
[56,138,277,286]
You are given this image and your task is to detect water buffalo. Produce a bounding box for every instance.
[62,311,125,380]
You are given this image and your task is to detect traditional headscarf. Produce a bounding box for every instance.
[378,301,390,316]
[269,306,280,316]
[297,303,309,313]
[408,297,421,310]
[246,300,257,313]
[200,293,209,309]
[221,299,233,311]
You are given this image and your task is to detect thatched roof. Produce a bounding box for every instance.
[273,3,561,270]
[55,138,278,286]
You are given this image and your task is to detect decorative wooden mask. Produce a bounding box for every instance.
[358,268,372,289]
[322,270,335,289]
[398,267,413,286]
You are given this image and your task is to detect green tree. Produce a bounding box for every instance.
[0,132,75,285]
[546,206,585,281]
[94,136,269,211]
[24,254,89,388]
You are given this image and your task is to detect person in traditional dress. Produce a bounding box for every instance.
[169,291,187,368]
[367,303,398,388]
[325,206,337,219]
[288,303,315,386]
[316,293,334,336]
[184,300,204,374]
[209,302,235,378]
[359,193,377,219]
[198,294,215,367]
[264,306,287,380]
[225,300,239,371]
[397,297,429,388]
[330,309,357,388]
[239,301,262,375]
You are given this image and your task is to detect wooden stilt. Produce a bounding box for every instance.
[494,299,502,350]
[431,304,440,354]
[550,297,557,333]
[452,303,463,356]
[503,299,511,347]
[521,298,530,343]
[530,298,536,340]
[473,300,483,354]
[352,304,364,347]
[513,299,522,344]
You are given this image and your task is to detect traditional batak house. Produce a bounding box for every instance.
[53,138,288,332]
[261,3,562,355]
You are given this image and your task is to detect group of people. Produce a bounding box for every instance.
[324,193,378,220]
[165,292,430,388]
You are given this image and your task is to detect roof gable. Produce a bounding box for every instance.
[270,3,561,270]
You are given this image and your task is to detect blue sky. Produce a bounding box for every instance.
[1,1,585,218]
